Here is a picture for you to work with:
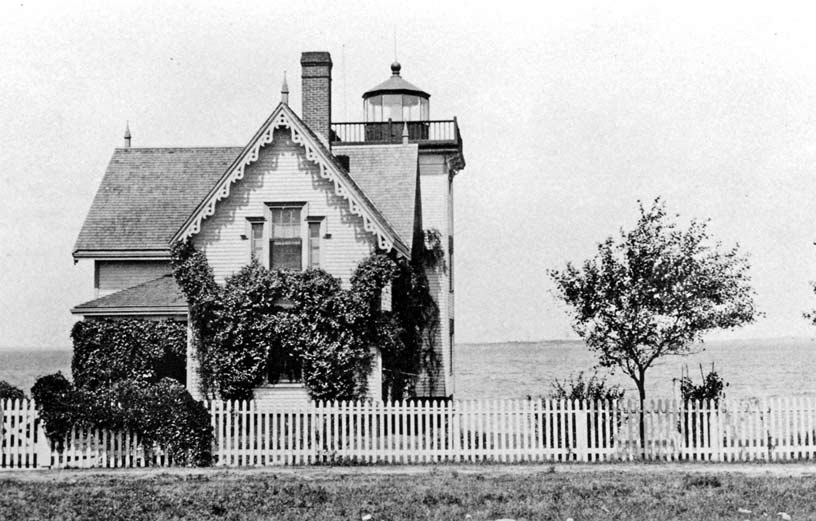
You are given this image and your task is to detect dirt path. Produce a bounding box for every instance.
[4,462,816,481]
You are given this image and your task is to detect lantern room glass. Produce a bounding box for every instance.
[364,95,429,122]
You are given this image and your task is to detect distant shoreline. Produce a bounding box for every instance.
[458,336,815,347]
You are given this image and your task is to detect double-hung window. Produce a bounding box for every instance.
[269,206,302,270]
[251,205,322,271]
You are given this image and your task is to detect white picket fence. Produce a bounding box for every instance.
[4,397,816,468]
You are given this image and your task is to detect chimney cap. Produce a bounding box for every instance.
[300,51,332,66]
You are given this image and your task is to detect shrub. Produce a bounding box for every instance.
[30,372,76,450]
[121,378,213,466]
[71,319,186,389]
[0,380,25,401]
[679,364,728,404]
[31,374,213,466]
[550,370,625,403]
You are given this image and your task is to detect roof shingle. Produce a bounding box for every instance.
[333,144,419,252]
[73,147,242,255]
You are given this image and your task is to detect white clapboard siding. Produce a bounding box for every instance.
[193,130,374,286]
[95,260,172,297]
[7,397,816,469]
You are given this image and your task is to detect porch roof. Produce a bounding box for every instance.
[71,275,187,316]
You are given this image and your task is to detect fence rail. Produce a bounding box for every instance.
[4,397,816,468]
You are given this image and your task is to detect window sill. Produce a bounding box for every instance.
[256,382,304,389]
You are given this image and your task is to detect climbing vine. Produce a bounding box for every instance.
[171,232,442,402]
[71,319,186,390]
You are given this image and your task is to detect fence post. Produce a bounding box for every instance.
[574,400,587,462]
[451,399,460,462]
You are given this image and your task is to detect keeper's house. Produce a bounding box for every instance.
[71,52,465,403]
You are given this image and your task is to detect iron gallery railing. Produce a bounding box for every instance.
[5,397,816,468]
[330,120,461,145]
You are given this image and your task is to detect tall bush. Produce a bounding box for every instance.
[30,373,76,450]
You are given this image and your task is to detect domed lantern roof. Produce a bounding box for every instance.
[363,62,430,98]
[363,62,430,122]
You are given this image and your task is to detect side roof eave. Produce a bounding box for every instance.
[172,103,409,258]
[71,306,188,316]
[72,248,171,260]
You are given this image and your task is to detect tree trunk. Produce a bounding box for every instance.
[636,371,646,453]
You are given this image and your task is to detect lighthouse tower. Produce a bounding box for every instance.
[338,61,465,397]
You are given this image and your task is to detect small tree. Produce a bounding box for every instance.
[549,198,757,443]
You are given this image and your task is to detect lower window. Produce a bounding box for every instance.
[267,343,303,384]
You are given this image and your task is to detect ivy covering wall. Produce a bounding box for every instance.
[171,236,441,402]
[71,319,186,389]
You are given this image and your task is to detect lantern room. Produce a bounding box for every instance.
[361,62,430,141]
[363,62,430,122]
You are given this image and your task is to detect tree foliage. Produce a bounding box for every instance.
[171,239,440,402]
[549,198,757,411]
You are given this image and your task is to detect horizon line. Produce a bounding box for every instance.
[2,334,815,351]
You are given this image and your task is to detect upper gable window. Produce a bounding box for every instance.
[270,206,302,270]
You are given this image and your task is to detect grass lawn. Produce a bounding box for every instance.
[2,465,816,520]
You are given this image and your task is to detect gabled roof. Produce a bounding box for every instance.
[73,147,242,257]
[174,103,410,257]
[71,275,187,316]
[73,103,416,260]
[333,144,419,252]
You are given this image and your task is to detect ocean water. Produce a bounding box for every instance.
[456,337,816,400]
[0,349,72,395]
[1,337,815,400]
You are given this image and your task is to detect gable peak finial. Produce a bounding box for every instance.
[123,121,131,148]
[281,71,289,105]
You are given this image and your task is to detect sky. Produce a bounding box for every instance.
[2,0,816,348]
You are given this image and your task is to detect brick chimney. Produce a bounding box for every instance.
[300,51,332,143]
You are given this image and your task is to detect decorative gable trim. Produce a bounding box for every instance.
[174,105,408,257]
